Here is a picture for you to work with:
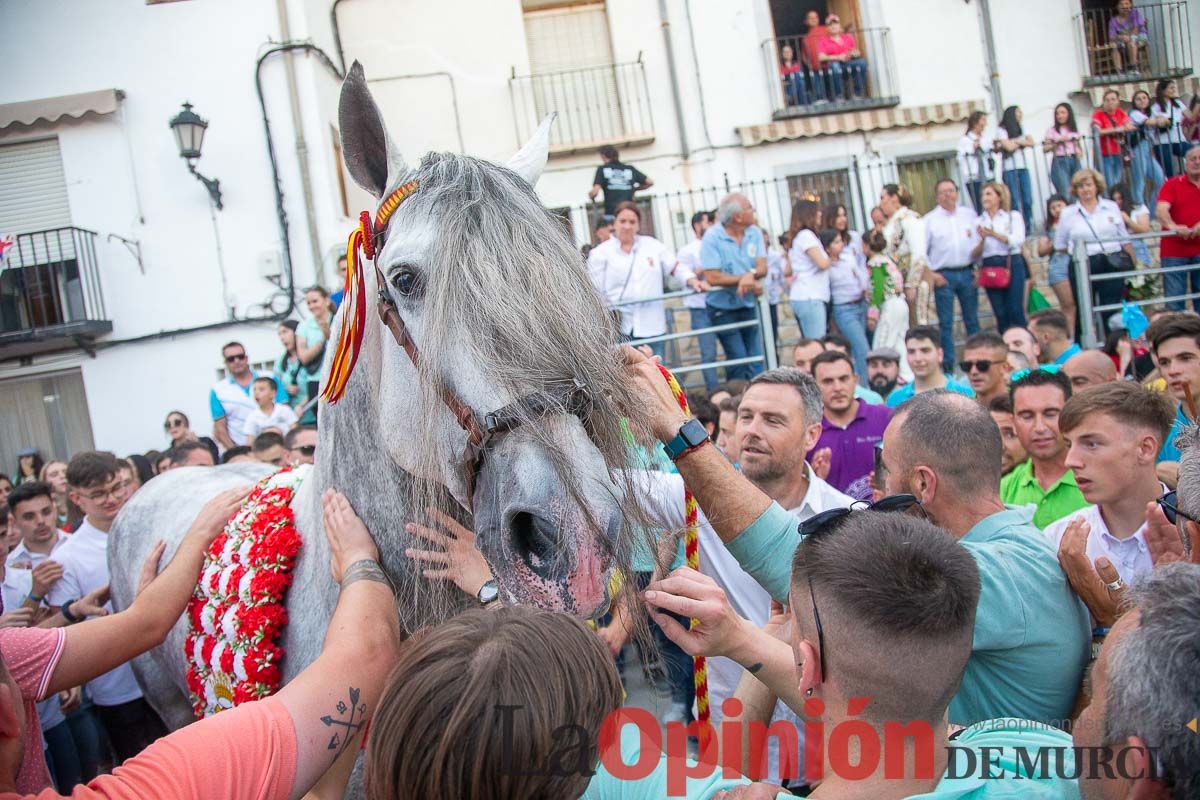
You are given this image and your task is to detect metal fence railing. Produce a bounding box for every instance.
[1071,229,1198,348]
[761,27,900,120]
[509,57,655,155]
[610,289,779,389]
[1074,0,1192,86]
[0,227,107,337]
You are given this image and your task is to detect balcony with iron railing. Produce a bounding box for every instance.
[762,27,900,121]
[0,227,111,359]
[509,57,655,156]
[1075,1,1192,86]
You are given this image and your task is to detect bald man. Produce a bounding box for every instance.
[1062,349,1118,391]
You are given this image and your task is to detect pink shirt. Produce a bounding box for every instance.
[818,33,858,58]
[2,697,297,800]
[0,628,65,794]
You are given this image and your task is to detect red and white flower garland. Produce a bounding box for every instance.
[184,466,308,718]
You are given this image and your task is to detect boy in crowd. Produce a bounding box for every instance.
[885,326,974,408]
[988,394,1027,475]
[1149,313,1200,487]
[1044,382,1175,587]
[1001,367,1088,528]
[241,376,298,444]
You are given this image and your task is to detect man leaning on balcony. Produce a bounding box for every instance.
[699,194,767,381]
[588,146,652,216]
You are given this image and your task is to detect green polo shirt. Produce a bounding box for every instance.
[999,460,1088,529]
[724,503,1090,728]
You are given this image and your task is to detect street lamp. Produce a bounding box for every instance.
[169,101,223,210]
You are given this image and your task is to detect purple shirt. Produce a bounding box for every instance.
[1108,10,1146,40]
[807,401,892,500]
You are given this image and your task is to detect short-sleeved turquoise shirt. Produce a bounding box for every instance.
[1157,403,1189,463]
[885,377,976,408]
[999,460,1088,529]
[699,224,765,311]
[723,504,1090,728]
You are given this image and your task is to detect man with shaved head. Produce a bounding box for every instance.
[1063,348,1119,391]
[700,192,767,380]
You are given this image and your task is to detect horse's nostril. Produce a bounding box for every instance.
[509,511,558,572]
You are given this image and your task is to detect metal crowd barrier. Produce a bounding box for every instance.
[609,288,780,383]
[1072,228,1200,347]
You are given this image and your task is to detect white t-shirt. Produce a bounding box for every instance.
[957,131,995,181]
[994,127,1030,171]
[587,235,692,337]
[677,240,708,310]
[1149,100,1187,146]
[242,403,298,441]
[765,247,787,306]
[3,537,67,731]
[45,519,144,706]
[788,229,831,303]
[632,465,854,784]
[829,245,869,305]
[977,209,1026,259]
[1042,504,1154,586]
[1054,199,1130,256]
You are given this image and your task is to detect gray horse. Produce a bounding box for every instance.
[108,62,658,734]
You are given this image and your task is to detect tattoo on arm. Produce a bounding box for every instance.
[747,662,763,675]
[321,687,368,756]
[341,559,392,591]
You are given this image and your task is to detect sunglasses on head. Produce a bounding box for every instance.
[224,353,247,364]
[798,494,926,683]
[1157,490,1200,526]
[1010,364,1061,383]
[959,359,1005,374]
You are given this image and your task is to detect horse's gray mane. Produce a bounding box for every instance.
[318,148,662,632]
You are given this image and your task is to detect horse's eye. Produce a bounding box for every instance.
[392,269,420,297]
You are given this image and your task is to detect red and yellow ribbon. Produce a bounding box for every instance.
[656,364,710,729]
[321,180,420,404]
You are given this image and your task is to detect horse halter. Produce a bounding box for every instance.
[325,178,592,510]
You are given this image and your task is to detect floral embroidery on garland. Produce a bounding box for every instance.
[184,465,308,718]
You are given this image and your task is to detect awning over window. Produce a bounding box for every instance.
[736,99,985,147]
[0,89,124,131]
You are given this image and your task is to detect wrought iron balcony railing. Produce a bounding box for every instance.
[762,27,900,120]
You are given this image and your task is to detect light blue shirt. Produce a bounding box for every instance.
[723,504,1090,727]
[855,384,885,405]
[1157,402,1188,463]
[1052,343,1082,366]
[885,377,976,408]
[700,224,765,311]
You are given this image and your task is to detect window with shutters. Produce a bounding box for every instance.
[0,138,72,235]
[510,1,655,154]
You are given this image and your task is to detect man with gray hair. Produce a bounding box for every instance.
[630,365,851,780]
[700,193,767,380]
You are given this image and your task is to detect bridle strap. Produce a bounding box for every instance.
[373,263,488,505]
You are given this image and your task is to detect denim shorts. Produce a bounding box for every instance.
[1048,252,1071,286]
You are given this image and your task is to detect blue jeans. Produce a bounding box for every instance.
[688,307,720,391]
[44,721,82,792]
[826,59,867,99]
[966,181,983,212]
[1002,168,1033,229]
[1100,154,1124,192]
[982,254,1028,334]
[789,298,827,339]
[1131,140,1164,208]
[710,305,764,380]
[1157,142,1189,178]
[1050,155,1080,197]
[832,300,870,385]
[783,72,808,106]
[1163,256,1200,312]
[933,267,980,369]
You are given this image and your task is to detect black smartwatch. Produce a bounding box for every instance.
[477,579,500,607]
[664,418,709,461]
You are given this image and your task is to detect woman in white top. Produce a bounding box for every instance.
[1150,78,1191,177]
[785,199,831,338]
[1128,89,1166,209]
[994,106,1036,228]
[1054,168,1134,336]
[957,110,994,211]
[586,201,704,358]
[825,202,872,382]
[970,181,1028,333]
[880,183,931,326]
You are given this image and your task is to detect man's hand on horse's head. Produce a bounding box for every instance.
[620,344,689,442]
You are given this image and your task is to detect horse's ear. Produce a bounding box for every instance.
[338,61,407,200]
[506,113,555,187]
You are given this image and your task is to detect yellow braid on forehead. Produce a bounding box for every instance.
[374,179,420,234]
